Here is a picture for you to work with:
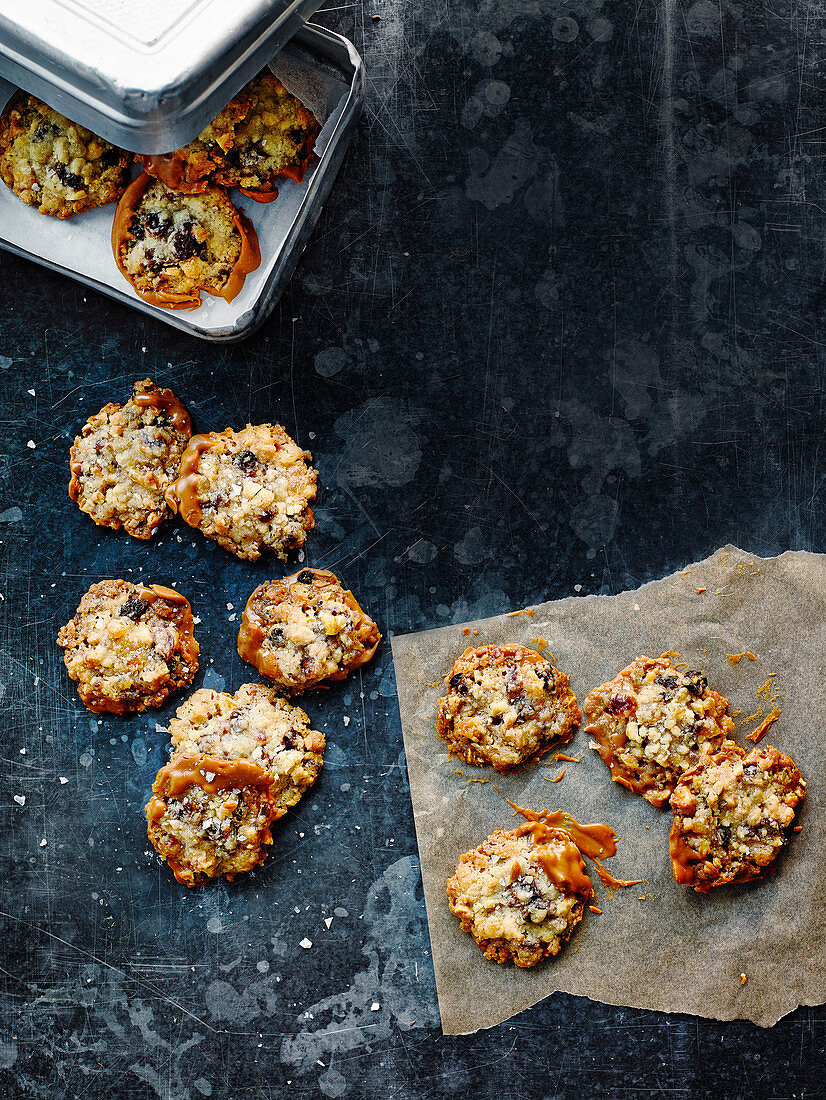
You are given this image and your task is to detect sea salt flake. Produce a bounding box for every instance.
[324,917,333,928]
[343,716,351,726]
[371,1003,380,1011]
[27,440,35,449]
[299,938,313,949]
[13,795,25,806]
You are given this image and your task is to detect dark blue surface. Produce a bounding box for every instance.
[0,2,824,1097]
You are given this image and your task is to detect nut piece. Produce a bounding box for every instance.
[584,655,733,807]
[670,740,806,891]
[436,644,581,772]
[238,569,381,691]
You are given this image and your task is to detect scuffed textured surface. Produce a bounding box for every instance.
[0,0,824,1096]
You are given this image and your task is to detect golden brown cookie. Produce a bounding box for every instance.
[446,822,592,966]
[68,378,192,540]
[213,73,318,199]
[670,741,806,892]
[237,569,380,691]
[169,683,325,817]
[111,174,260,310]
[584,656,733,807]
[145,753,281,887]
[56,580,199,714]
[165,423,317,561]
[0,92,129,217]
[436,644,581,772]
[140,87,254,194]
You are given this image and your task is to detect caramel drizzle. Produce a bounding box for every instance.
[512,821,593,896]
[746,706,781,744]
[509,802,617,860]
[133,387,192,435]
[165,434,223,523]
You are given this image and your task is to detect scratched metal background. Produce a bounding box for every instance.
[0,2,824,1097]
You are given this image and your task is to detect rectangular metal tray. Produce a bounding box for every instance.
[0,0,324,152]
[0,23,363,343]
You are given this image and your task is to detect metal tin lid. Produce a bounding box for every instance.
[0,0,323,152]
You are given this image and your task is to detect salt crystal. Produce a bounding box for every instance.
[299,938,312,949]
[13,795,25,806]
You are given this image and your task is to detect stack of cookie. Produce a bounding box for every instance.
[0,71,319,309]
[59,379,382,887]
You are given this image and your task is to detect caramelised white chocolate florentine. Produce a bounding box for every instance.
[436,644,581,772]
[56,579,199,714]
[446,823,592,966]
[670,740,806,891]
[68,378,192,540]
[237,569,381,691]
[584,655,733,807]
[165,423,317,561]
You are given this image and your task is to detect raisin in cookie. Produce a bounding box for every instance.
[68,378,192,540]
[237,569,380,690]
[436,644,581,772]
[670,741,806,892]
[56,580,199,714]
[165,423,317,561]
[141,87,254,194]
[112,175,260,309]
[169,683,325,816]
[0,92,129,217]
[446,822,592,966]
[145,752,280,886]
[213,73,318,198]
[584,656,733,807]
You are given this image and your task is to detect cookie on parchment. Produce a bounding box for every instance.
[436,644,581,772]
[237,569,380,691]
[670,741,806,892]
[169,683,325,817]
[56,579,199,714]
[213,74,318,198]
[111,175,260,309]
[165,423,317,561]
[68,378,192,540]
[584,656,733,807]
[0,92,129,217]
[145,752,281,887]
[446,823,592,967]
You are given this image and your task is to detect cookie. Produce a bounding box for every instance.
[446,822,592,966]
[111,174,260,310]
[165,423,317,561]
[213,73,318,199]
[141,87,254,194]
[0,92,129,218]
[145,752,280,887]
[68,378,192,540]
[670,741,806,892]
[435,644,581,772]
[237,569,381,690]
[56,580,199,714]
[168,683,325,816]
[584,656,733,807]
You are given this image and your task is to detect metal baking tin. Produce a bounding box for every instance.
[0,0,324,153]
[0,24,364,342]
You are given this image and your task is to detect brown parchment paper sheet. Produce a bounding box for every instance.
[390,547,826,1034]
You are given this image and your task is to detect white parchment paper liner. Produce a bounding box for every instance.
[0,49,349,335]
[391,546,826,1034]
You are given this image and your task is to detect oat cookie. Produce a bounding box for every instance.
[165,423,317,561]
[169,683,325,816]
[670,741,806,892]
[446,822,592,966]
[56,580,199,714]
[237,569,380,690]
[145,752,280,886]
[112,175,260,309]
[68,378,192,540]
[141,87,254,194]
[214,73,318,198]
[584,656,733,807]
[436,644,581,772]
[0,92,129,217]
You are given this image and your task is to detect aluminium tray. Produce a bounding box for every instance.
[0,23,363,343]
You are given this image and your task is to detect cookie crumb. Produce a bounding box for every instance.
[740,973,747,985]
